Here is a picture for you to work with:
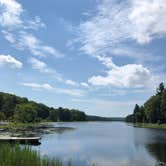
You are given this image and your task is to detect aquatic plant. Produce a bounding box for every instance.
[0,144,71,166]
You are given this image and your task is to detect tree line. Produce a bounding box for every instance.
[126,83,166,124]
[0,92,86,123]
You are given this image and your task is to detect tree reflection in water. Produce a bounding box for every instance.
[146,143,166,164]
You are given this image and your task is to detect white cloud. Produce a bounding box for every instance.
[29,57,89,89]
[12,31,64,58]
[108,47,162,63]
[29,57,63,81]
[55,88,85,97]
[0,0,44,30]
[2,30,15,43]
[30,57,47,70]
[64,80,90,88]
[21,83,53,90]
[21,82,85,97]
[29,57,82,87]
[0,1,64,58]
[80,82,89,88]
[73,0,166,89]
[129,0,166,44]
[65,80,79,86]
[88,56,153,88]
[25,16,46,30]
[0,54,22,68]
[0,0,23,27]
[76,0,166,55]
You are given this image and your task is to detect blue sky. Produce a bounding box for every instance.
[0,0,166,117]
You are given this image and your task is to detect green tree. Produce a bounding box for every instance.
[49,108,58,121]
[133,104,140,123]
[144,95,161,123]
[0,94,3,111]
[160,90,166,123]
[35,103,50,119]
[139,106,146,123]
[0,92,87,123]
[157,82,165,94]
[126,114,134,122]
[1,95,17,118]
[71,109,86,121]
[14,104,37,123]
[0,112,6,121]
[126,82,166,124]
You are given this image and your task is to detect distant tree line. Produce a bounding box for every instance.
[0,92,86,123]
[126,83,166,124]
[86,115,125,121]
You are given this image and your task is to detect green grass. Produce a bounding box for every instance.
[0,122,36,129]
[134,123,166,130]
[0,122,52,131]
[0,144,72,166]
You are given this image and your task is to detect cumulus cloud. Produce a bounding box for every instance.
[21,82,85,97]
[73,0,166,89]
[76,0,166,55]
[0,54,22,68]
[88,56,153,88]
[0,0,44,30]
[0,0,23,27]
[129,0,166,44]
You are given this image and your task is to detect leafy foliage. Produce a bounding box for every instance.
[0,92,86,123]
[126,83,166,124]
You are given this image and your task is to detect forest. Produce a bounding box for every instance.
[0,92,86,123]
[126,83,166,124]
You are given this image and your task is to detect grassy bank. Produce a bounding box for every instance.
[0,144,72,166]
[0,122,40,130]
[134,123,166,130]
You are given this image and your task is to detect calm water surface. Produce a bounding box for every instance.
[33,122,166,166]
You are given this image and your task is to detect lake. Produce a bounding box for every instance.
[33,122,166,166]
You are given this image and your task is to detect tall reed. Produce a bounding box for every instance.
[0,143,70,166]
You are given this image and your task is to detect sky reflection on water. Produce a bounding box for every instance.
[33,122,166,166]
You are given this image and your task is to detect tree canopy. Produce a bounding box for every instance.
[126,83,166,124]
[0,92,86,123]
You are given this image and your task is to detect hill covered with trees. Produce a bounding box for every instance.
[126,83,166,124]
[0,92,86,123]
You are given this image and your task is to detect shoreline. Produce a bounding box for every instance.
[133,123,166,130]
[0,122,75,139]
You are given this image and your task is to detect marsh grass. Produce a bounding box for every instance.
[0,144,71,166]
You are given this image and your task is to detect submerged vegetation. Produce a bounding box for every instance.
[126,83,166,128]
[0,92,86,123]
[0,144,72,166]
